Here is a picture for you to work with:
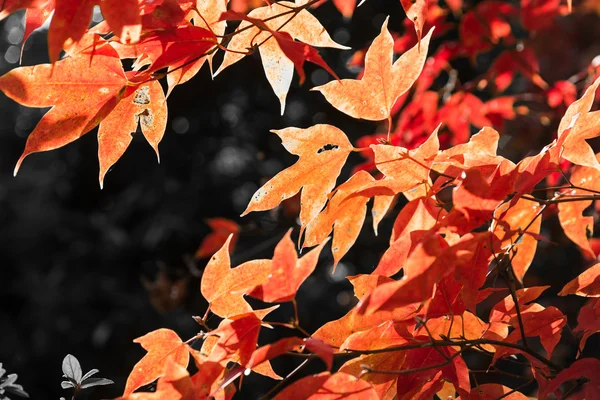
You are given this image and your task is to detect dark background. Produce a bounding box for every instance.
[1,0,599,398]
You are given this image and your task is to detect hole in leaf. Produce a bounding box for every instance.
[317,144,339,154]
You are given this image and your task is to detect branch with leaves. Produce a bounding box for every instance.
[1,0,600,399]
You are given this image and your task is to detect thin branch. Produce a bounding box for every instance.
[259,357,313,400]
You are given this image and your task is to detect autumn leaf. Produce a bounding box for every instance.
[313,17,433,121]
[122,26,217,79]
[199,308,280,380]
[204,313,263,367]
[200,235,270,318]
[195,218,240,259]
[489,286,550,323]
[272,372,378,400]
[215,1,348,114]
[166,0,228,95]
[245,336,334,371]
[45,0,141,62]
[21,0,55,58]
[559,263,600,297]
[371,126,441,194]
[399,0,427,48]
[123,328,191,396]
[374,196,447,277]
[303,171,374,269]
[539,358,600,400]
[557,158,600,259]
[312,274,418,347]
[98,80,167,188]
[494,305,566,360]
[492,198,543,281]
[249,229,327,303]
[242,125,353,228]
[0,38,129,176]
[557,77,600,170]
[574,298,600,354]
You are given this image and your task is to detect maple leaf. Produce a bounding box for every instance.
[244,336,334,372]
[559,263,600,297]
[573,298,600,354]
[370,126,441,194]
[195,218,240,259]
[122,26,217,80]
[374,196,447,277]
[242,125,353,228]
[41,0,141,62]
[303,171,375,269]
[0,38,130,176]
[199,308,280,380]
[492,198,543,281]
[0,0,46,20]
[123,328,191,396]
[215,1,348,114]
[272,372,379,400]
[200,235,271,318]
[539,358,600,400]
[494,305,567,360]
[359,232,495,315]
[557,158,600,258]
[489,286,550,323]
[557,77,600,170]
[21,0,55,58]
[452,160,517,227]
[313,17,433,121]
[312,274,418,347]
[164,0,228,95]
[399,0,427,48]
[204,313,263,367]
[98,80,167,187]
[249,229,327,303]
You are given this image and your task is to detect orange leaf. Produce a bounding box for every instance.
[166,0,228,94]
[374,196,446,277]
[215,1,348,114]
[303,171,374,269]
[559,263,600,297]
[45,0,141,62]
[313,275,418,347]
[0,39,128,176]
[371,126,440,193]
[272,372,378,400]
[195,218,240,259]
[489,286,551,323]
[249,229,327,303]
[200,235,270,318]
[557,159,600,259]
[204,313,263,367]
[557,77,600,169]
[123,328,191,396]
[492,198,543,281]
[242,125,353,228]
[313,17,433,121]
[574,298,600,354]
[399,0,427,48]
[539,358,600,400]
[98,80,167,187]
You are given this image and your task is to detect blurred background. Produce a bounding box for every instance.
[1,0,600,398]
